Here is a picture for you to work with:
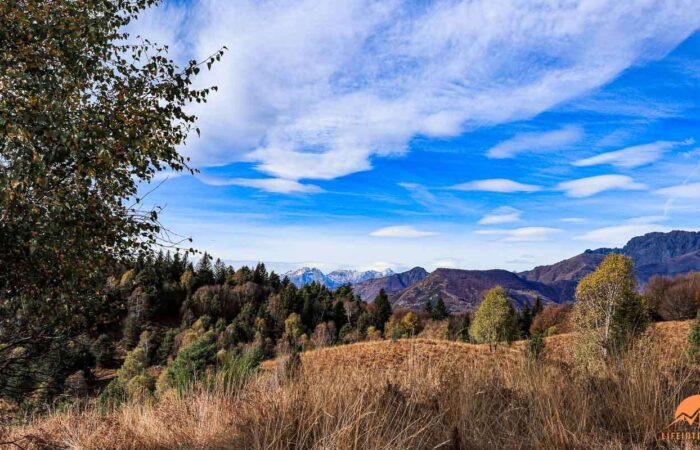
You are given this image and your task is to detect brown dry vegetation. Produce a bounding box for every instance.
[3,321,699,450]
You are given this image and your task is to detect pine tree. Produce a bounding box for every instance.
[373,289,392,331]
[432,297,449,320]
[196,252,215,286]
[424,300,433,315]
[253,263,268,284]
[532,297,543,318]
[213,258,227,285]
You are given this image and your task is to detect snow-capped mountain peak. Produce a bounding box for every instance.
[283,267,394,289]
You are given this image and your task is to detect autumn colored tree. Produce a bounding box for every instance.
[573,254,648,368]
[401,311,421,336]
[0,0,222,398]
[469,286,520,351]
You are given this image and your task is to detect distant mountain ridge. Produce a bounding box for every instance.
[382,230,700,313]
[284,267,394,289]
[391,268,557,312]
[353,267,429,301]
[284,231,700,313]
[521,230,700,302]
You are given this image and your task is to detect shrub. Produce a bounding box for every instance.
[160,331,218,393]
[118,347,148,381]
[311,322,336,348]
[91,334,115,367]
[644,273,700,321]
[157,328,179,364]
[530,304,572,335]
[97,378,127,410]
[116,346,155,399]
[525,331,545,360]
[401,312,421,336]
[123,313,142,350]
[211,347,261,392]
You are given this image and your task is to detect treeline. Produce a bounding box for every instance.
[644,273,700,321]
[7,250,700,410]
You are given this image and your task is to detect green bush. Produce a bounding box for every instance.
[525,331,545,360]
[209,346,262,392]
[97,378,127,410]
[161,331,218,393]
[157,328,178,364]
[123,314,142,350]
[91,334,116,367]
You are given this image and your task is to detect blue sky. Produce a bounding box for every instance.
[136,1,700,274]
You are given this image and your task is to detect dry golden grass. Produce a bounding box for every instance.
[3,320,699,450]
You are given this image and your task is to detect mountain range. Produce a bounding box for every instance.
[283,267,395,289]
[336,230,700,312]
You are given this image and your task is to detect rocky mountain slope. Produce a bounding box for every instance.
[388,230,700,313]
[352,267,429,301]
[390,268,557,312]
[522,230,700,302]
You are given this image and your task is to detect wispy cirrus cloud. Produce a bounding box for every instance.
[475,227,562,242]
[487,125,583,159]
[557,175,646,198]
[370,225,439,238]
[198,175,322,194]
[577,223,670,246]
[654,181,700,199]
[478,207,522,225]
[560,217,586,223]
[134,0,700,190]
[573,139,694,168]
[451,179,541,193]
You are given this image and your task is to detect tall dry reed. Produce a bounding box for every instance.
[4,331,698,450]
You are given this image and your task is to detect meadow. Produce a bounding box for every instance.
[4,320,696,450]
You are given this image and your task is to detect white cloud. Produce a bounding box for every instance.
[487,125,583,159]
[573,139,694,168]
[478,207,522,225]
[431,257,461,269]
[654,182,700,199]
[557,175,646,198]
[577,223,671,246]
[475,227,561,242]
[452,179,541,193]
[359,261,399,272]
[149,170,187,183]
[198,175,322,193]
[134,0,700,187]
[370,225,438,238]
[560,217,586,223]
